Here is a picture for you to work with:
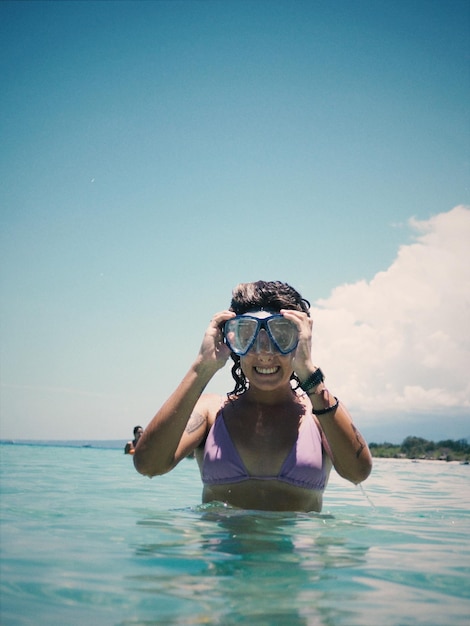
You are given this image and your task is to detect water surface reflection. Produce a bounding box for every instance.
[130,506,370,625]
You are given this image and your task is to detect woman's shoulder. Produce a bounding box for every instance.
[197,393,229,425]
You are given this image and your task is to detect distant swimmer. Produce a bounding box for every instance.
[124,426,143,455]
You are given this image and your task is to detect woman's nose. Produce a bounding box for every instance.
[253,329,274,353]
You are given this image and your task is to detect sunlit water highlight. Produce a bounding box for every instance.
[1,444,469,625]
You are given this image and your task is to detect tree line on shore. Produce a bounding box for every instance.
[369,436,470,462]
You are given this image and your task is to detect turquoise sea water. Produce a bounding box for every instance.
[1,443,469,626]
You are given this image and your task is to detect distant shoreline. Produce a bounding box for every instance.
[2,436,469,463]
[0,439,124,450]
[369,436,469,462]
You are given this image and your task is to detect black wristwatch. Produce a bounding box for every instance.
[299,368,325,392]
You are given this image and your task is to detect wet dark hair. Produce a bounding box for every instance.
[229,280,311,316]
[227,281,311,395]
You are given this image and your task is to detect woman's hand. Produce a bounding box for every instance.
[280,309,315,380]
[198,310,236,371]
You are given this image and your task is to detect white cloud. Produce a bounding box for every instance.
[311,206,470,420]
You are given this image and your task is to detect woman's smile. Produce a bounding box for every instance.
[254,366,280,375]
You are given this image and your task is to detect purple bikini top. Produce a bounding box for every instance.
[202,408,328,491]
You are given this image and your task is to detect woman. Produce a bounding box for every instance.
[134,281,372,512]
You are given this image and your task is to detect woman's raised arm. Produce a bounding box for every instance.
[133,311,234,476]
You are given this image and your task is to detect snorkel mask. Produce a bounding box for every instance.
[224,311,299,356]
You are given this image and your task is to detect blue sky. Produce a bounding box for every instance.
[1,0,469,444]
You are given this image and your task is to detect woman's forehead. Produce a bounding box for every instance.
[240,310,276,319]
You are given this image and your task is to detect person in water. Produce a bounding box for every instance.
[133,281,372,512]
[124,425,143,455]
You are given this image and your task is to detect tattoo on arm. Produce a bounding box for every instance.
[185,411,205,434]
[352,424,366,459]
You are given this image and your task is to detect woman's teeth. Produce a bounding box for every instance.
[255,366,279,375]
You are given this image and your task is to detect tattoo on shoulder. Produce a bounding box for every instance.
[186,411,205,434]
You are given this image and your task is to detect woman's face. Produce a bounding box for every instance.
[239,330,295,391]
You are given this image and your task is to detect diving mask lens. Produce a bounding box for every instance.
[224,315,298,355]
[224,317,259,355]
[266,316,298,354]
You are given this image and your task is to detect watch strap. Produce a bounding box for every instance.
[299,368,325,392]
